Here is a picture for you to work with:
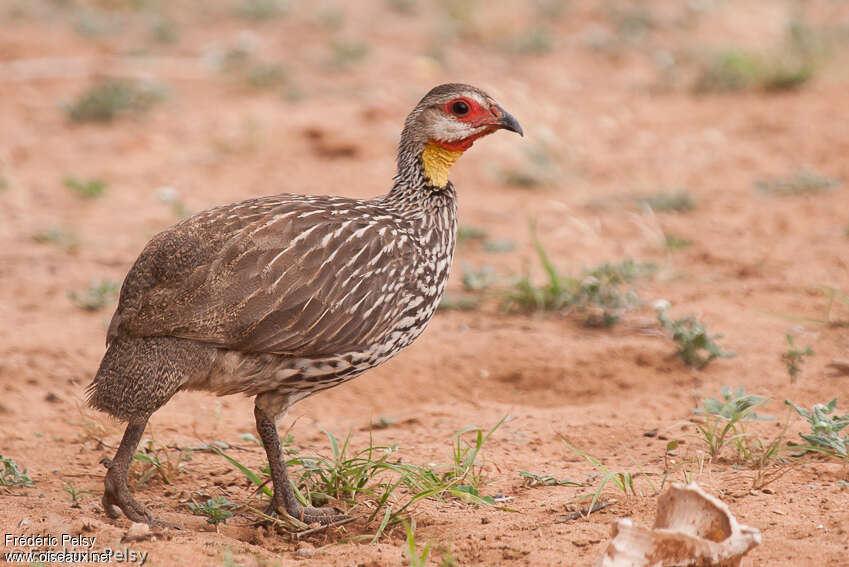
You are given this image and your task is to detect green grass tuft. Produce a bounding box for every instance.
[188,496,238,529]
[502,225,652,325]
[236,0,289,20]
[785,398,849,460]
[67,279,119,311]
[0,455,33,488]
[214,417,507,534]
[329,40,370,70]
[64,176,106,199]
[693,386,772,460]
[781,334,814,383]
[636,190,695,212]
[66,79,165,123]
[755,169,840,196]
[655,301,735,368]
[33,226,80,253]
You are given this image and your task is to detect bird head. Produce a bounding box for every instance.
[400,83,523,188]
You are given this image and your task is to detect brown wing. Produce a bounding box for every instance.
[110,195,419,357]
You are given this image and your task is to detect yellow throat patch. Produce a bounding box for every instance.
[421,142,464,188]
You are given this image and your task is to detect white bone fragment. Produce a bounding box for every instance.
[596,483,761,567]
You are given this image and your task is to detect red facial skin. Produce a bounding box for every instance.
[434,97,502,151]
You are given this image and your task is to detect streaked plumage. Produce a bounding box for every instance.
[88,83,522,526]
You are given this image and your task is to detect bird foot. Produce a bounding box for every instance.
[264,500,348,526]
[102,470,181,529]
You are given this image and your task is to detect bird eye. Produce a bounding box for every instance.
[451,100,470,115]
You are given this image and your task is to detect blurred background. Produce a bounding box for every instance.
[1,1,848,565]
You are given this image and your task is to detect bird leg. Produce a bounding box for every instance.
[101,418,178,528]
[254,405,347,525]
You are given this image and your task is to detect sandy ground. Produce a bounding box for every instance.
[1,1,849,565]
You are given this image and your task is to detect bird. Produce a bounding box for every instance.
[87,83,523,527]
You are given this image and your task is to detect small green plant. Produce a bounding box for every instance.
[561,440,650,516]
[64,176,106,199]
[482,239,516,253]
[216,418,506,534]
[62,480,93,507]
[782,334,814,382]
[461,263,498,292]
[66,78,165,123]
[693,386,772,460]
[785,398,849,460]
[329,40,370,70]
[636,190,695,212]
[68,279,119,311]
[755,169,840,196]
[693,25,818,95]
[664,234,692,249]
[512,27,553,55]
[236,0,288,20]
[457,225,487,243]
[148,14,178,44]
[188,495,238,530]
[0,455,33,488]
[655,301,735,369]
[502,224,650,325]
[244,62,288,90]
[133,438,192,486]
[32,226,79,253]
[519,470,581,488]
[404,519,430,567]
[437,293,480,311]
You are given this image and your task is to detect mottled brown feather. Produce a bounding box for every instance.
[111,195,423,357]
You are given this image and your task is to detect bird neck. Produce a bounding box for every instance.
[387,137,462,203]
[421,142,464,188]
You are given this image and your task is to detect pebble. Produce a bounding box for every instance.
[295,543,315,559]
[123,522,152,542]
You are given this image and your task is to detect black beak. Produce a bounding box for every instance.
[494,105,523,137]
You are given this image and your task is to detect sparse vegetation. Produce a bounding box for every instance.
[664,234,692,249]
[32,226,79,253]
[461,263,498,292]
[0,455,33,488]
[782,334,814,382]
[756,169,840,196]
[66,78,165,123]
[437,293,480,311]
[693,21,827,93]
[561,440,653,516]
[655,301,735,368]
[237,0,289,20]
[501,224,651,325]
[786,398,849,460]
[133,438,192,486]
[512,27,554,55]
[68,279,119,311]
[188,495,238,530]
[457,225,487,243]
[64,176,106,199]
[215,417,506,533]
[329,40,370,70]
[692,386,772,460]
[636,190,695,213]
[404,520,430,567]
[62,481,92,507]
